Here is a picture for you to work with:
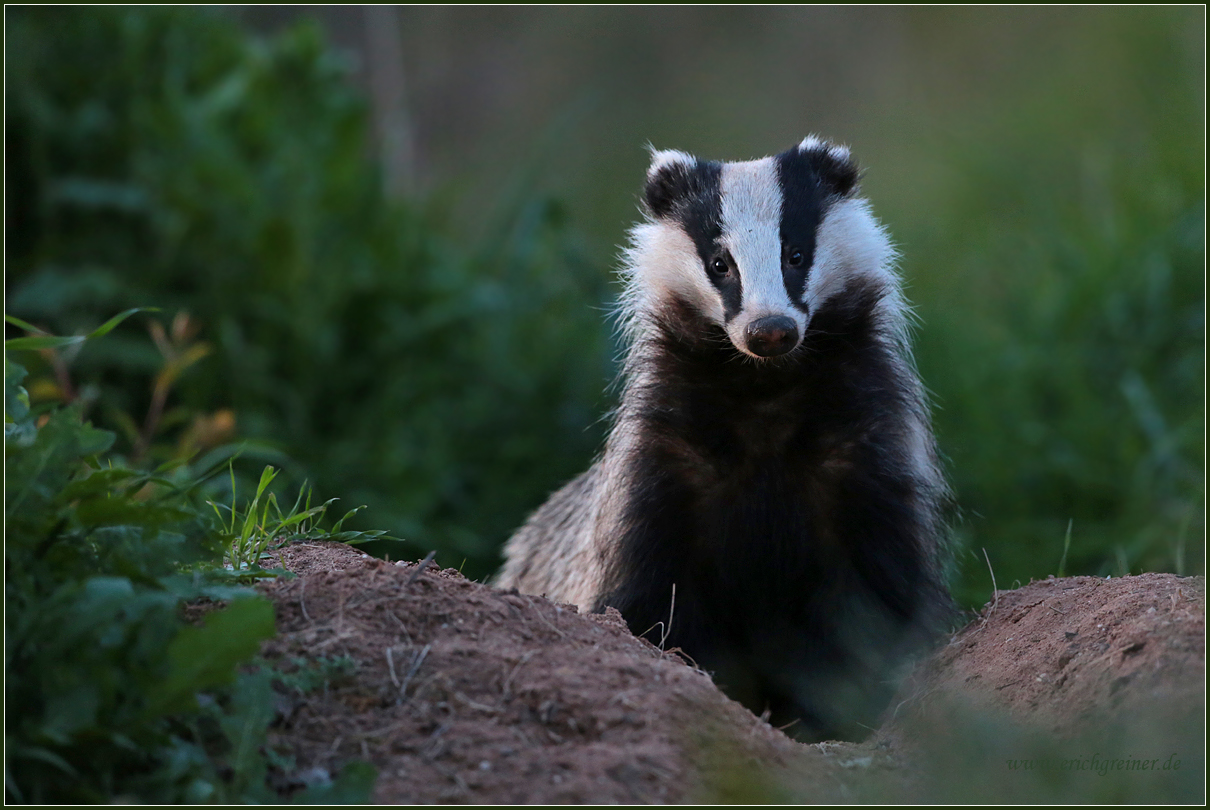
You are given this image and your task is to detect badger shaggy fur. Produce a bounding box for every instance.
[496,137,952,741]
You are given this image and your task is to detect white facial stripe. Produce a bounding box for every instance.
[720,158,790,314]
[805,198,896,316]
[719,158,808,354]
[624,222,724,324]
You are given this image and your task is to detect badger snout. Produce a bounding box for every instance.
[744,315,799,357]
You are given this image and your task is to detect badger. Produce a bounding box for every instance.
[496,137,952,741]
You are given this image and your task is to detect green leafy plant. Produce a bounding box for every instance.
[4,320,377,803]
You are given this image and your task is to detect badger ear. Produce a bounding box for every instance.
[644,148,698,218]
[796,136,859,197]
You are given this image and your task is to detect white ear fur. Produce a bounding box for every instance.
[646,147,697,179]
[797,135,825,152]
[798,134,851,161]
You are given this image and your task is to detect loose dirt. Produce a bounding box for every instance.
[259,542,1205,803]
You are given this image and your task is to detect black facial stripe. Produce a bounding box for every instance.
[648,158,721,259]
[663,160,743,323]
[776,147,829,312]
[710,252,743,323]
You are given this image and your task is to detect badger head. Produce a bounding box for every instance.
[623,137,899,360]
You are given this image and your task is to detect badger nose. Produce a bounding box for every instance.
[745,315,799,357]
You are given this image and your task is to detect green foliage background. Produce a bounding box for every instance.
[6,7,611,576]
[6,6,1205,613]
[893,11,1206,603]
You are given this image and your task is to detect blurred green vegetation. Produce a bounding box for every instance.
[695,695,1204,803]
[5,6,1204,609]
[887,695,1205,803]
[5,7,611,579]
[897,9,1205,607]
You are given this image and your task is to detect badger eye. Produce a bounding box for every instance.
[786,247,804,268]
[709,257,730,277]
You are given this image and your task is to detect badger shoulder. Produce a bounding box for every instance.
[493,463,605,608]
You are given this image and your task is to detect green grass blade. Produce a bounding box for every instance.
[253,465,277,501]
[5,335,86,351]
[85,307,159,340]
[4,314,43,333]
[330,504,365,534]
[1057,519,1073,579]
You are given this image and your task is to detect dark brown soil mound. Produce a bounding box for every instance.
[918,573,1205,731]
[877,573,1205,803]
[259,542,1205,804]
[260,543,806,803]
